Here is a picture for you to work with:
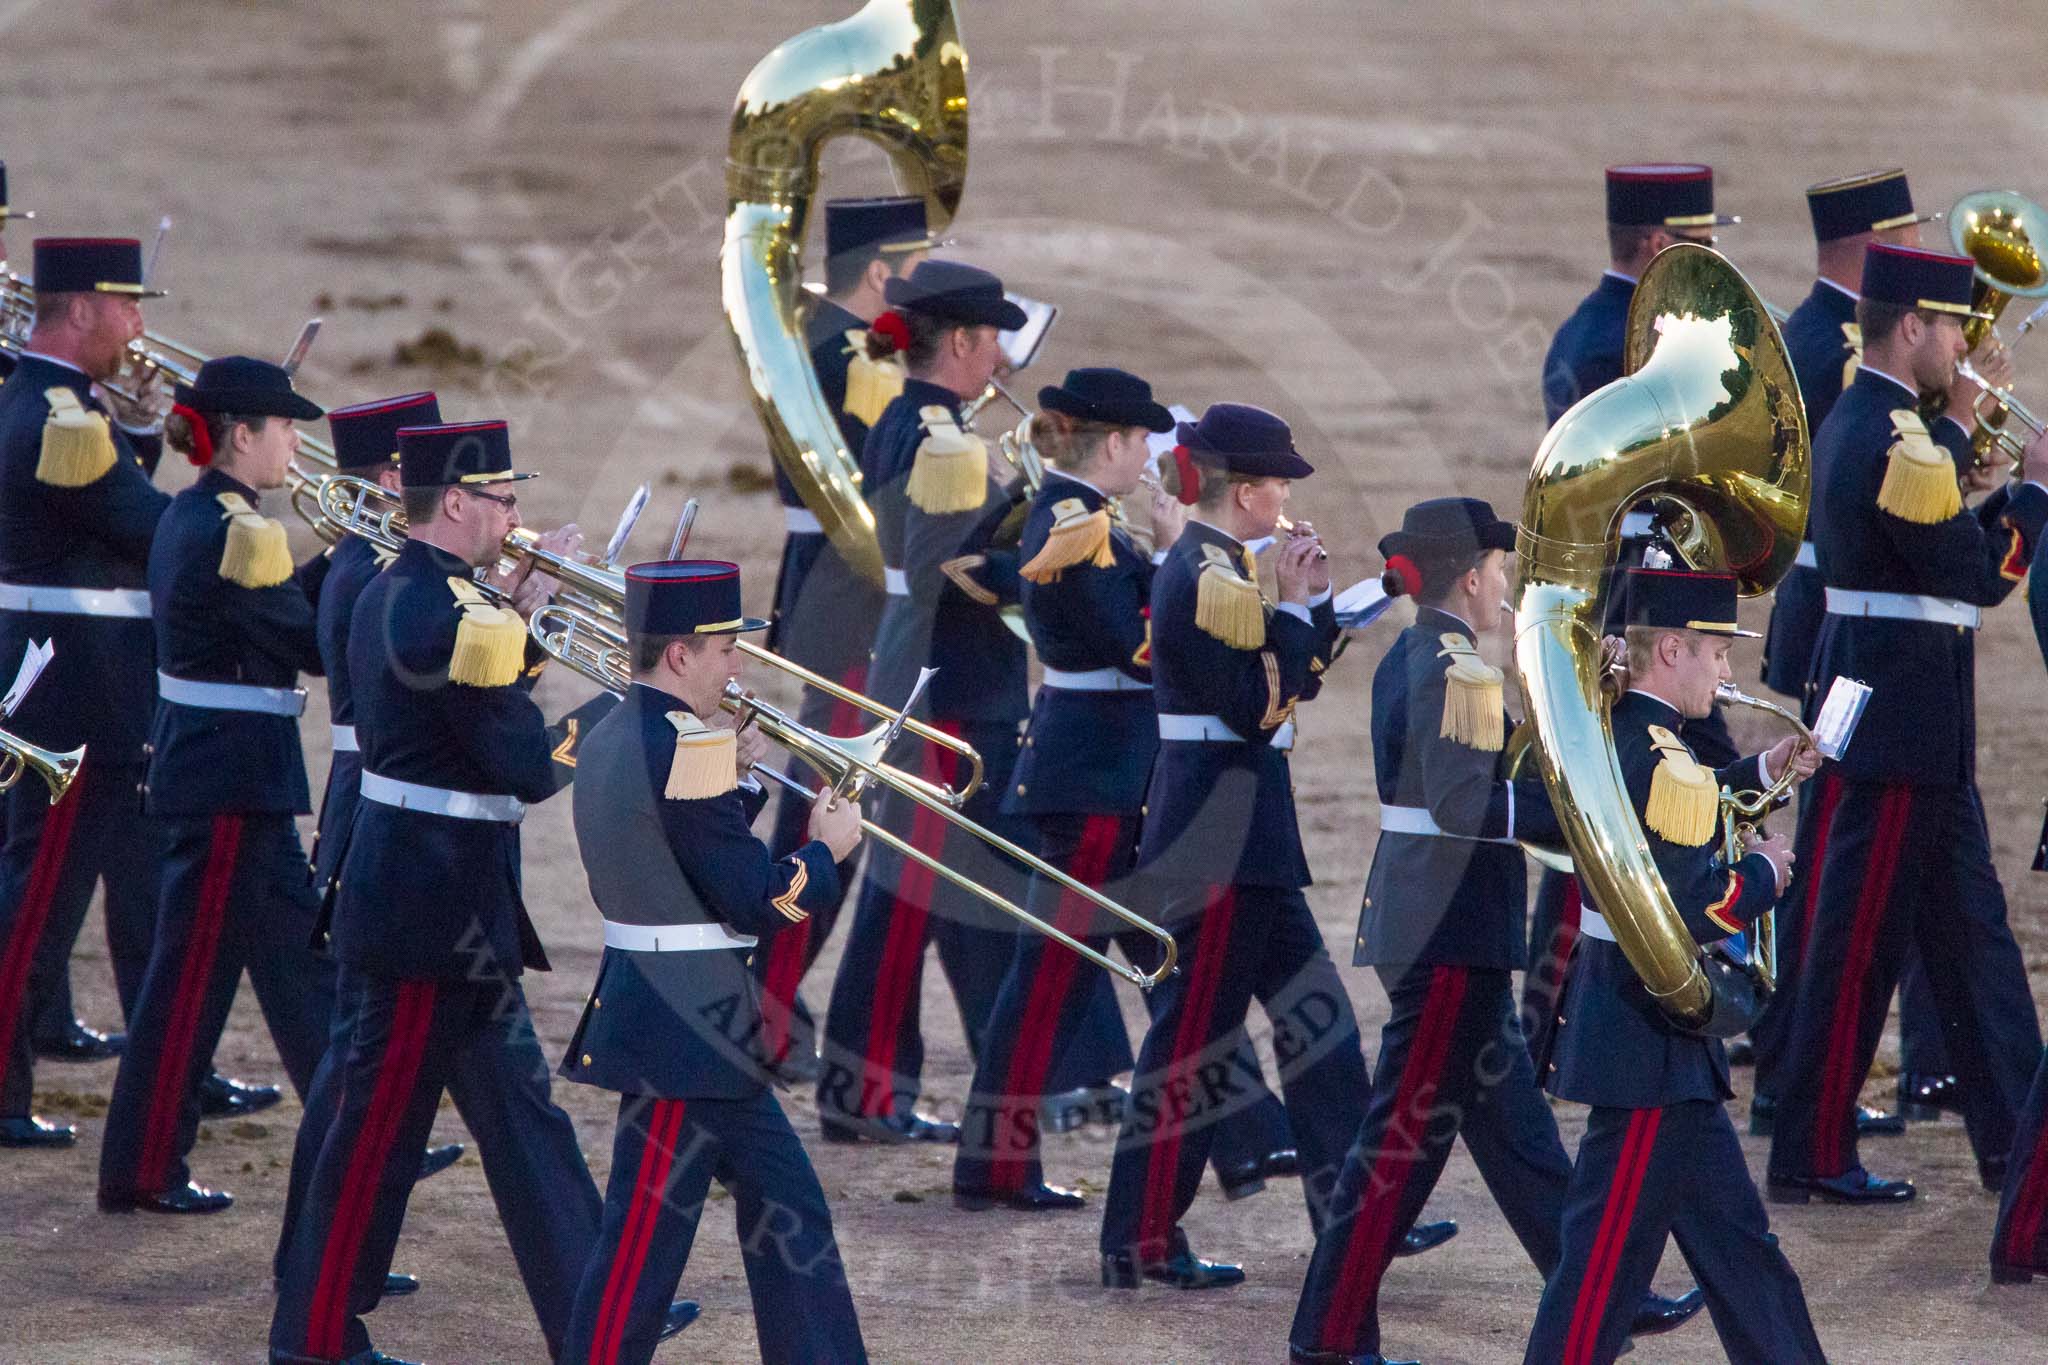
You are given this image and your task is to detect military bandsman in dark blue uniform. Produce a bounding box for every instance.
[1766,243,2048,1207]
[0,237,169,1149]
[1290,503,1701,1365]
[1524,568,1824,1365]
[816,259,1029,1144]
[559,560,866,1365]
[1096,402,1378,1290]
[271,420,692,1365]
[757,195,938,1080]
[96,357,335,1213]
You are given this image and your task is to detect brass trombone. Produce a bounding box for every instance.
[0,726,83,805]
[524,598,1176,991]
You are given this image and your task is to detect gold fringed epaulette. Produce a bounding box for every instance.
[215,493,295,589]
[664,710,737,799]
[905,406,988,514]
[843,330,906,426]
[1643,724,1718,846]
[1840,321,1863,390]
[35,388,115,488]
[445,575,527,687]
[1020,497,1115,583]
[1194,542,1265,649]
[1876,408,1961,525]
[1435,633,1504,751]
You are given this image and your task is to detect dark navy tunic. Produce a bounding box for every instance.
[1540,272,1633,425]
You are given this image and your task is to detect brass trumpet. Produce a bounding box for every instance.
[525,598,1176,991]
[1957,356,2045,476]
[0,725,83,805]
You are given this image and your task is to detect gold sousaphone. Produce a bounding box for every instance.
[1513,242,1808,1036]
[721,0,969,587]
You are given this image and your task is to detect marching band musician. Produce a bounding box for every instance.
[814,258,1029,1144]
[0,237,170,1149]
[1096,403,1420,1289]
[96,358,334,1215]
[1765,243,2048,1207]
[1751,170,1945,1141]
[1289,501,1701,1365]
[756,195,938,1082]
[270,421,694,1365]
[558,560,866,1365]
[1523,568,1823,1365]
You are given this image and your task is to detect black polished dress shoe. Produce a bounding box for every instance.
[1289,1347,1415,1365]
[1748,1094,1901,1138]
[383,1273,419,1298]
[1725,1039,1755,1067]
[33,1018,124,1061]
[1629,1286,1705,1337]
[953,1181,1085,1212]
[417,1143,464,1180]
[1217,1146,1299,1201]
[1101,1247,1245,1290]
[819,1111,959,1144]
[1991,1262,2038,1285]
[1899,1071,1963,1122]
[0,1114,77,1147]
[773,1046,824,1085]
[198,1071,282,1118]
[269,1349,419,1365]
[102,1180,235,1214]
[1766,1167,1915,1205]
[1040,1080,1129,1134]
[1391,1218,1458,1257]
[659,1299,700,1340]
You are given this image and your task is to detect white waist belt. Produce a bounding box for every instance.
[784,506,823,535]
[1794,541,1817,569]
[1157,713,1294,751]
[884,566,909,596]
[1824,588,1979,629]
[330,724,358,753]
[1579,907,1618,942]
[0,581,151,618]
[603,920,758,952]
[360,771,526,823]
[1041,666,1151,693]
[157,671,307,717]
[1378,804,1517,845]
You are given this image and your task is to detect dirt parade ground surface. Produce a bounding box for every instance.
[6,1,2048,1361]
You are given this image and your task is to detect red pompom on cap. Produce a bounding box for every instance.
[870,310,911,353]
[172,401,213,466]
[1170,444,1200,505]
[1383,553,1423,597]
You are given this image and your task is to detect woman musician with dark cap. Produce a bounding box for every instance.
[1287,498,1700,1365]
[950,368,1290,1211]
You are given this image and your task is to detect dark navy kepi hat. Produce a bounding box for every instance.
[1605,164,1736,229]
[1806,168,1933,243]
[1860,242,1987,319]
[625,560,769,637]
[1624,568,1758,638]
[825,196,942,260]
[172,356,323,421]
[328,391,441,471]
[33,236,165,297]
[397,419,536,488]
[884,259,1029,330]
[1378,496,1515,563]
[1038,367,1174,432]
[1175,402,1314,479]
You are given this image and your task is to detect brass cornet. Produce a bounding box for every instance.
[0,726,83,805]
[1957,356,2045,477]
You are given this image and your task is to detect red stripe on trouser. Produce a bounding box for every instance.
[306,980,438,1359]
[988,814,1122,1193]
[2000,1112,2048,1267]
[1317,965,1469,1348]
[135,815,243,1193]
[1136,885,1239,1256]
[0,771,86,1103]
[759,921,814,1064]
[1563,1107,1663,1365]
[860,728,960,1115]
[1797,773,1845,951]
[592,1098,687,1365]
[1814,785,1909,1174]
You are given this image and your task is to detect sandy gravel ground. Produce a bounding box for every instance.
[4,2,2048,1360]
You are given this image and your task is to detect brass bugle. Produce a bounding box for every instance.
[0,725,83,805]
[1275,514,1328,560]
[526,599,1175,990]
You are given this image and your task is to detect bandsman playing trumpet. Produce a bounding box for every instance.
[0,237,169,1150]
[558,559,866,1365]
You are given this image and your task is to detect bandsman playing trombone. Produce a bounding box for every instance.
[557,559,866,1365]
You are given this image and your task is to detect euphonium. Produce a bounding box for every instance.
[721,0,969,588]
[1512,242,1808,1036]
[1950,190,2048,352]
